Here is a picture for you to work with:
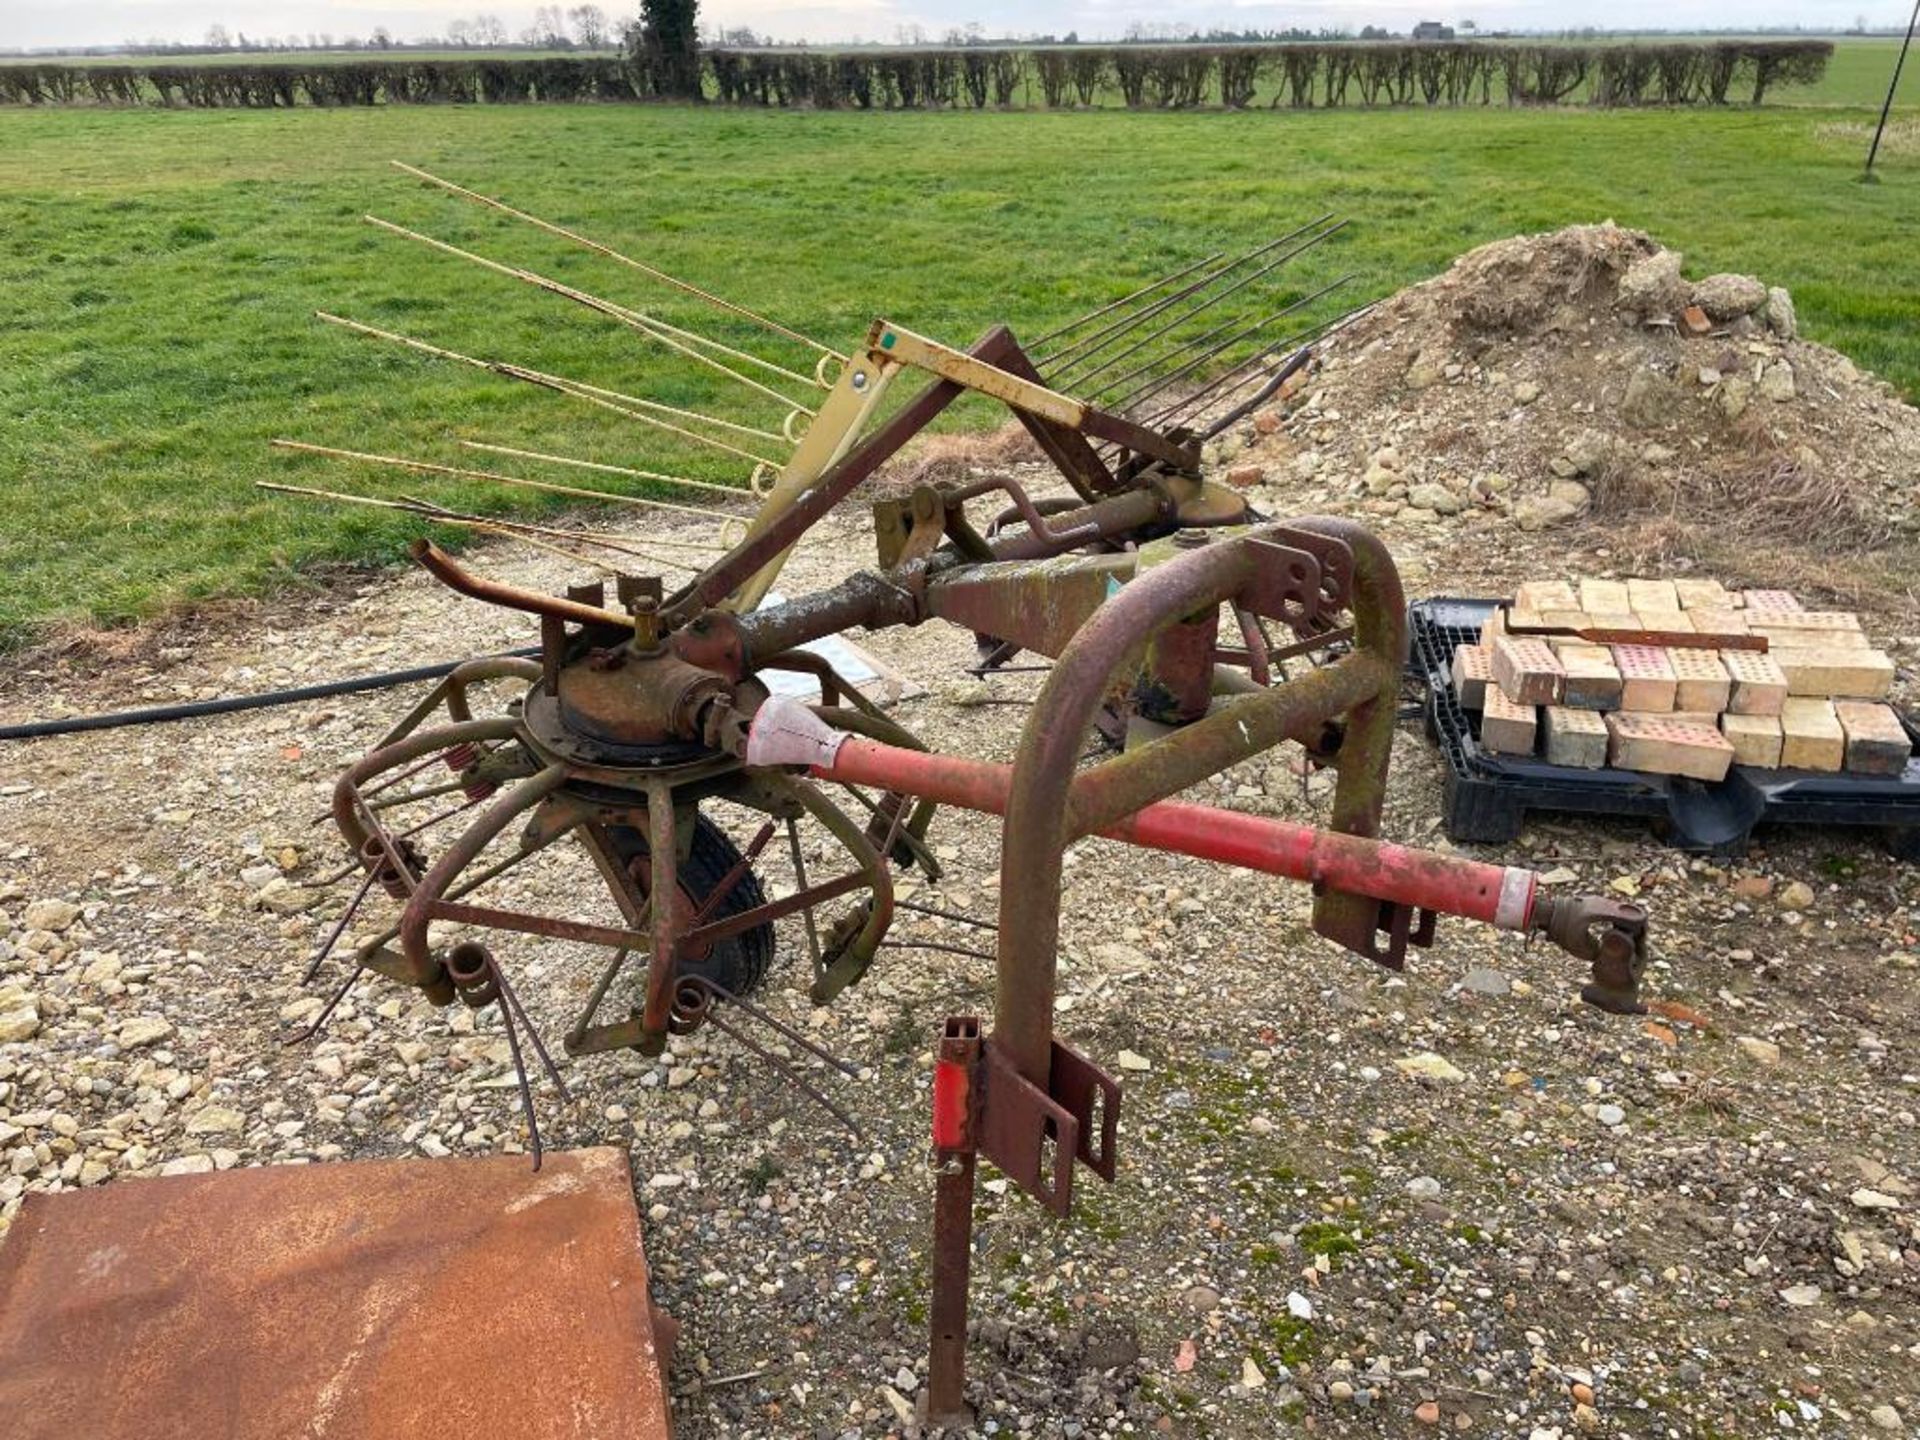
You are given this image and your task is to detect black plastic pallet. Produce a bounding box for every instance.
[1409,598,1920,856]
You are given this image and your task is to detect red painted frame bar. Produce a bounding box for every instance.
[810,736,1537,934]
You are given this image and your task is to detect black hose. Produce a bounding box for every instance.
[0,648,540,743]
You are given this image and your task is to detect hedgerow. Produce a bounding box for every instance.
[0,41,1833,110]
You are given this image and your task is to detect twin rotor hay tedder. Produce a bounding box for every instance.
[270,165,1652,1421]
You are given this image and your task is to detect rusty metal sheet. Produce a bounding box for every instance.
[0,1147,672,1440]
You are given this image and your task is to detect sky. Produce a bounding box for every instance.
[1,0,1904,51]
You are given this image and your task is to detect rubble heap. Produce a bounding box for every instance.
[1228,224,1920,566]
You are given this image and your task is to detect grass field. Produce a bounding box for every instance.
[2,96,1916,646]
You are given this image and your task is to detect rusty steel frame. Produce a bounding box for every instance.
[305,304,1655,1419]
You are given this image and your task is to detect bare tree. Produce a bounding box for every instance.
[204,23,232,49]
[472,14,508,45]
[569,4,610,48]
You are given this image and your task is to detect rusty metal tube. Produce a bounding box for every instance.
[411,539,632,630]
[992,535,1269,1084]
[375,656,544,748]
[762,771,894,1003]
[1286,519,1409,956]
[397,764,571,978]
[333,718,525,855]
[811,736,1537,932]
[1063,651,1395,838]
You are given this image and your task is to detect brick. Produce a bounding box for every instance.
[1514,580,1579,612]
[1688,606,1749,637]
[1627,578,1681,613]
[1554,644,1623,710]
[1770,648,1895,700]
[1752,609,1862,634]
[1754,623,1872,650]
[1479,607,1506,646]
[1491,635,1565,705]
[1741,589,1803,613]
[1633,610,1695,633]
[1544,706,1609,768]
[1480,687,1538,756]
[1673,578,1733,611]
[1582,612,1641,639]
[1779,698,1844,771]
[1539,609,1590,630]
[1720,650,1788,715]
[1834,701,1912,776]
[1451,643,1492,710]
[1682,304,1712,335]
[1610,645,1678,712]
[1605,712,1736,782]
[1667,648,1731,713]
[1720,713,1783,769]
[1578,579,1631,615]
[1506,606,1548,632]
[1551,641,1611,660]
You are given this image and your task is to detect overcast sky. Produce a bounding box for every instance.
[3,0,1901,51]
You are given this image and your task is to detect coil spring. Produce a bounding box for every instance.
[441,741,500,802]
[361,835,426,900]
[445,941,502,1010]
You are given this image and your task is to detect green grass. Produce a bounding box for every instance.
[2,99,1917,645]
[1793,38,1920,105]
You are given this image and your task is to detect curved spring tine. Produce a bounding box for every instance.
[490,963,546,1171]
[303,866,380,984]
[284,963,366,1045]
[491,957,571,1103]
[691,993,864,1141]
[685,974,861,1080]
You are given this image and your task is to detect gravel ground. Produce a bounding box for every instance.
[1,477,1917,1439]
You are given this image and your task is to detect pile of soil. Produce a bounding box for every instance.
[1227,223,1920,599]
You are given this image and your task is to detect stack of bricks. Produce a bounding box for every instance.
[1450,579,1909,781]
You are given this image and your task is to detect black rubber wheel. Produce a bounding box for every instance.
[605,813,776,997]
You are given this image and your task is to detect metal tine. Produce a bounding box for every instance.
[396,493,711,578]
[492,956,571,1101]
[316,314,794,462]
[786,819,824,979]
[896,898,998,932]
[1105,274,1354,416]
[1054,220,1344,392]
[688,975,863,1079]
[1032,228,1319,371]
[1140,306,1354,435]
[1032,217,1333,372]
[701,1003,864,1139]
[880,939,998,962]
[270,441,748,532]
[254,481,709,574]
[490,965,548,1170]
[1152,301,1372,433]
[1083,305,1352,467]
[1021,248,1227,349]
[389,161,847,364]
[283,963,367,1046]
[363,218,820,412]
[303,866,380,984]
[458,442,766,502]
[1050,219,1348,391]
[1083,289,1291,406]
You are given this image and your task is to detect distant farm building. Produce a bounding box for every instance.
[1413,20,1457,39]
